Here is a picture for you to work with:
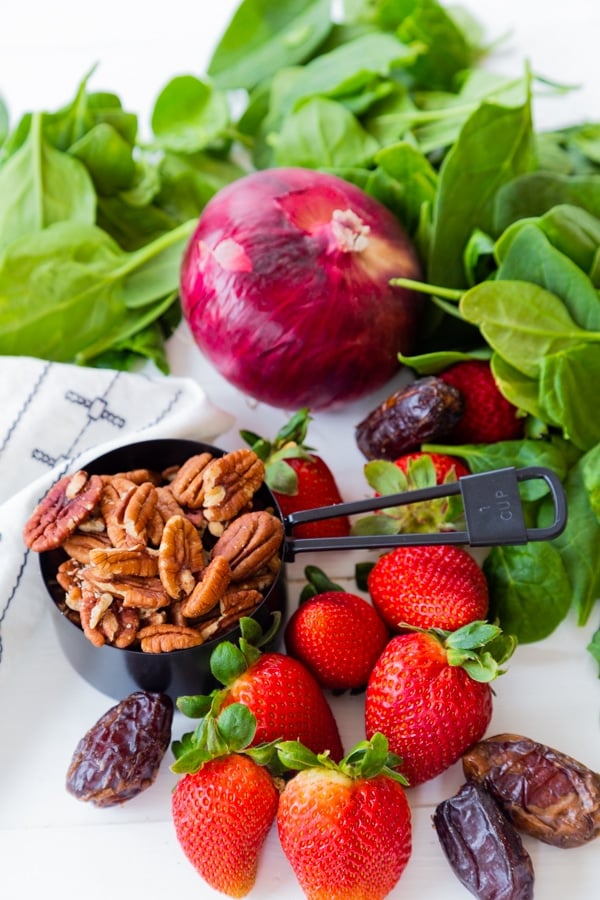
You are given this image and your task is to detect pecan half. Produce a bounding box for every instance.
[119,482,159,547]
[23,471,104,552]
[82,569,171,611]
[158,515,205,600]
[180,555,232,618]
[137,623,204,653]
[219,588,262,616]
[211,510,284,580]
[63,532,112,564]
[169,452,214,508]
[88,546,159,578]
[202,449,266,524]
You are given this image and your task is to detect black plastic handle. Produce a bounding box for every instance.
[282,465,567,560]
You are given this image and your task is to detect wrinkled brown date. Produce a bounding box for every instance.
[66,691,173,807]
[463,733,600,848]
[434,781,534,900]
[355,376,464,460]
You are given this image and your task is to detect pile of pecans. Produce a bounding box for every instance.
[24,448,285,653]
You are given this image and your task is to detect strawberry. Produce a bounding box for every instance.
[438,359,525,443]
[284,566,389,691]
[276,733,412,900]
[241,408,350,539]
[177,617,344,761]
[353,450,469,536]
[394,450,470,482]
[171,703,279,898]
[366,544,489,632]
[364,622,516,786]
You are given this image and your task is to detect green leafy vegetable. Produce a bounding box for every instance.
[207,0,333,90]
[484,543,572,643]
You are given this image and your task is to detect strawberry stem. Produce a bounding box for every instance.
[399,620,517,682]
[240,409,316,495]
[299,565,346,602]
[276,733,409,785]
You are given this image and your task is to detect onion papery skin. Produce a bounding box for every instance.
[180,167,423,411]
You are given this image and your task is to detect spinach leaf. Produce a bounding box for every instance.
[495,223,600,331]
[151,76,230,153]
[0,112,96,250]
[427,79,535,286]
[539,443,600,625]
[396,0,478,91]
[490,353,545,422]
[484,542,572,643]
[0,218,194,362]
[459,280,596,378]
[497,205,600,286]
[69,122,136,195]
[373,140,438,234]
[265,31,419,131]
[156,151,246,221]
[494,171,600,231]
[207,0,333,90]
[365,70,527,157]
[538,343,600,450]
[274,97,379,167]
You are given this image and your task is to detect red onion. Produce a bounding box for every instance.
[180,167,423,410]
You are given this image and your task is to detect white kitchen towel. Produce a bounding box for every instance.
[0,356,234,690]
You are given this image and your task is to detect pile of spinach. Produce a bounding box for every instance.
[0,0,598,667]
[0,70,244,371]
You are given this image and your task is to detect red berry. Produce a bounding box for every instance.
[439,360,524,443]
[285,591,389,691]
[277,738,412,899]
[367,544,489,632]
[172,753,279,897]
[365,631,494,786]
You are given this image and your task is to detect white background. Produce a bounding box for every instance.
[1,3,599,900]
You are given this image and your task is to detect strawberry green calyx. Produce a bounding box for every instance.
[429,620,517,682]
[240,408,315,495]
[171,703,278,775]
[299,564,345,603]
[176,617,281,719]
[209,615,281,685]
[353,455,466,536]
[276,732,409,786]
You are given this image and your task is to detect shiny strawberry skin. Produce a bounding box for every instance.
[367,544,489,632]
[365,632,493,786]
[172,753,279,898]
[439,359,524,443]
[284,591,389,691]
[277,767,412,900]
[222,652,344,760]
[273,454,350,539]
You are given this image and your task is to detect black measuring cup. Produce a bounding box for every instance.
[280,464,567,558]
[40,439,567,700]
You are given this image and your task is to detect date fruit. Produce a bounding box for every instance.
[463,733,600,848]
[434,780,534,900]
[355,376,464,460]
[66,691,173,807]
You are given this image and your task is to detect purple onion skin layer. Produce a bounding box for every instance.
[180,167,423,411]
